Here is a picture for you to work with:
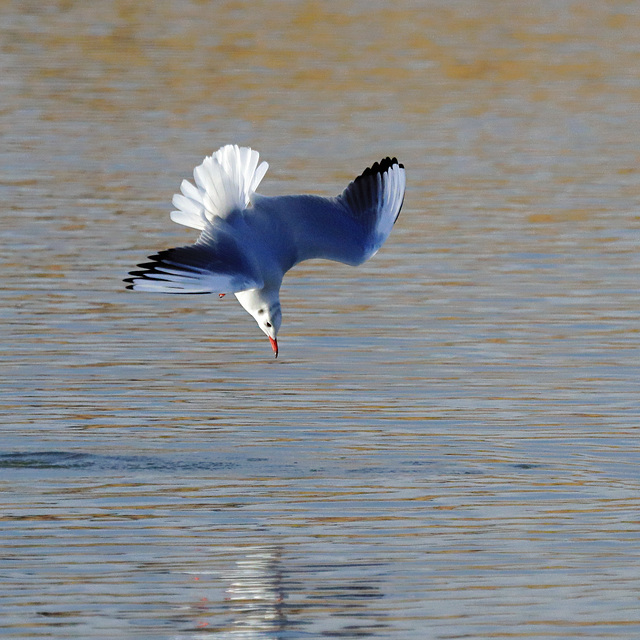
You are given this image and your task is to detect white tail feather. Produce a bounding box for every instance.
[170,145,269,230]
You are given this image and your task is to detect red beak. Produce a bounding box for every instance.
[269,336,278,358]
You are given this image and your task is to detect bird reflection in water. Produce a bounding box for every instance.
[183,545,389,638]
[223,546,286,637]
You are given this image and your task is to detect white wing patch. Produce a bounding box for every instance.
[169,145,269,230]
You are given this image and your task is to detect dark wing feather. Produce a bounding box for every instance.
[125,219,263,294]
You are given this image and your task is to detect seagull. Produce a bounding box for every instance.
[125,145,405,357]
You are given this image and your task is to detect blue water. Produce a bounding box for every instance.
[1,1,639,638]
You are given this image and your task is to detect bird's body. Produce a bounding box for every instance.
[125,145,405,357]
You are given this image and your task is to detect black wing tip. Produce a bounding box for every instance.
[356,156,403,182]
[124,255,165,279]
[123,247,224,294]
[124,256,166,285]
[127,250,202,279]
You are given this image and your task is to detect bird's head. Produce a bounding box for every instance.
[254,302,281,357]
[235,288,282,358]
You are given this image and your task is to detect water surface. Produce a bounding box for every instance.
[1,1,639,638]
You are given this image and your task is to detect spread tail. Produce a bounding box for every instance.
[170,145,269,230]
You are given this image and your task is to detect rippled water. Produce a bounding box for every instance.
[1,1,639,638]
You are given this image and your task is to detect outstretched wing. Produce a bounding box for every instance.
[255,157,405,267]
[125,220,263,295]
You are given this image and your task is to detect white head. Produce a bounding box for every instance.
[234,288,282,357]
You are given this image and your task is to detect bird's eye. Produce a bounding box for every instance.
[257,309,265,315]
[265,321,272,328]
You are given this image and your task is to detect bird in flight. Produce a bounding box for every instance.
[125,145,405,357]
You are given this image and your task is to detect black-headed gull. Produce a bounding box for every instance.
[125,145,405,357]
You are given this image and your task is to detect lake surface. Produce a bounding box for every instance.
[1,1,639,638]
